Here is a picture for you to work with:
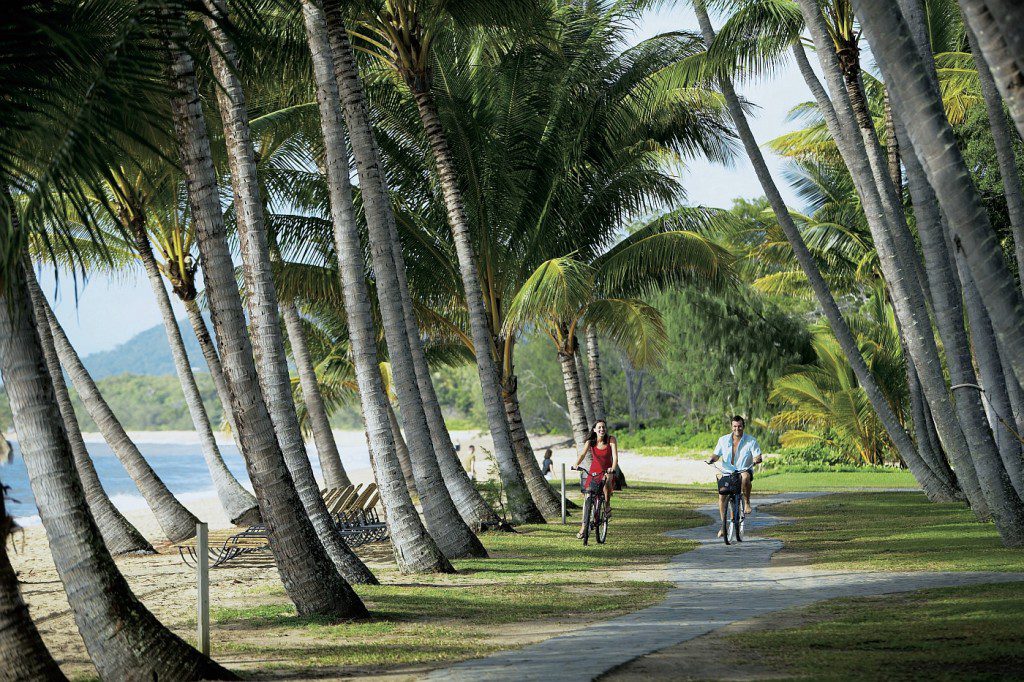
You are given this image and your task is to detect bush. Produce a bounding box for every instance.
[762,442,898,474]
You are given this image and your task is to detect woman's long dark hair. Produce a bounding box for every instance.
[587,419,610,448]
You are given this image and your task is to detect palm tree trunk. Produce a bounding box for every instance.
[166,14,373,610]
[963,19,1024,297]
[854,0,1024,410]
[202,4,377,585]
[558,342,592,448]
[0,263,234,680]
[319,3,491,553]
[794,6,992,515]
[39,294,200,541]
[502,372,565,518]
[385,399,418,496]
[585,326,606,422]
[300,0,454,572]
[398,75,544,526]
[279,296,351,490]
[960,0,1024,139]
[574,337,596,428]
[183,298,233,427]
[27,272,155,556]
[0,483,67,681]
[695,3,958,501]
[131,220,260,526]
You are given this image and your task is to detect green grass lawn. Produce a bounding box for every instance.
[765,491,1024,572]
[209,482,710,676]
[757,468,920,491]
[729,582,1024,681]
[626,445,709,458]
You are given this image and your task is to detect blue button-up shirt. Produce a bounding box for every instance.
[714,433,761,473]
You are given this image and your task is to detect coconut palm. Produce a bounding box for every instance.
[27,268,155,556]
[300,0,454,572]
[959,0,1024,138]
[691,0,960,502]
[852,0,1024,543]
[0,482,66,681]
[165,10,373,609]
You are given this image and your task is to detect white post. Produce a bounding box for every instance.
[196,522,209,655]
[561,463,567,524]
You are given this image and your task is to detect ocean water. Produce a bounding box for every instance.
[0,434,374,526]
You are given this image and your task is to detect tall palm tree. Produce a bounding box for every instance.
[692,0,960,502]
[353,0,545,524]
[36,285,200,541]
[27,268,155,556]
[300,0,454,572]
[0,482,67,681]
[585,326,607,422]
[201,1,377,584]
[165,11,373,609]
[2,261,235,680]
[854,0,1024,543]
[959,0,1024,138]
[322,2,501,533]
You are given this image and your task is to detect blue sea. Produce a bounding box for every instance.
[0,434,374,525]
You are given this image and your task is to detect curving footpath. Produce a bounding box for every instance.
[426,492,1024,681]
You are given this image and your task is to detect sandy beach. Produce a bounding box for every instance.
[6,428,713,678]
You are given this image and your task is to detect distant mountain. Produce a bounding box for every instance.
[82,317,207,379]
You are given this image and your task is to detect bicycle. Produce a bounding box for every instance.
[708,461,746,545]
[571,466,609,546]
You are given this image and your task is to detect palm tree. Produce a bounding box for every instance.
[201,1,378,585]
[692,0,960,502]
[352,0,545,524]
[27,268,155,556]
[322,2,501,534]
[585,326,607,422]
[959,0,1024,138]
[165,11,373,609]
[854,0,1024,543]
[2,261,235,679]
[300,0,454,572]
[0,483,66,681]
[35,283,200,542]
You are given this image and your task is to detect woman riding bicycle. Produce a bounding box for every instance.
[573,420,618,539]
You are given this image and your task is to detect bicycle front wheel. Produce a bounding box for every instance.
[581,495,593,546]
[734,495,743,543]
[722,504,732,545]
[596,500,609,544]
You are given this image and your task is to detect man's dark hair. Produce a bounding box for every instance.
[731,415,745,425]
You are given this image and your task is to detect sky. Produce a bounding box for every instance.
[43,4,813,358]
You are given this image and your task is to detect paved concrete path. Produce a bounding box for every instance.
[426,492,1024,681]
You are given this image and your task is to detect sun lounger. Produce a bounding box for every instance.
[175,527,269,568]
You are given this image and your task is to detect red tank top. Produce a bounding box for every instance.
[589,442,613,473]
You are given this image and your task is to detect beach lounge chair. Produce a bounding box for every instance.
[175,527,270,568]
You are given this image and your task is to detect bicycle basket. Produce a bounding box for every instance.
[717,472,740,495]
[581,473,604,493]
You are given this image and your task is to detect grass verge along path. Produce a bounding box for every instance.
[208,483,709,677]
[766,491,1024,572]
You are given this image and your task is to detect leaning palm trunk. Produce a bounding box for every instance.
[27,273,154,556]
[853,0,1024,407]
[502,374,565,518]
[385,400,418,496]
[279,297,351,490]
[0,263,234,680]
[202,4,376,585]
[585,326,606,422]
[301,0,454,572]
[851,0,1024,540]
[312,14,484,559]
[183,298,233,428]
[793,7,992,514]
[558,341,593,448]
[402,80,544,526]
[694,2,958,501]
[963,19,1024,297]
[0,483,67,682]
[959,0,1024,139]
[167,14,372,611]
[40,295,199,541]
[131,221,260,526]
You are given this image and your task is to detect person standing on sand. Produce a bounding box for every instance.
[541,449,553,478]
[460,444,476,480]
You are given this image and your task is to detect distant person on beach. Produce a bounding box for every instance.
[541,449,553,478]
[460,444,476,480]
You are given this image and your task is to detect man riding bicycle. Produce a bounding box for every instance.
[706,416,762,537]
